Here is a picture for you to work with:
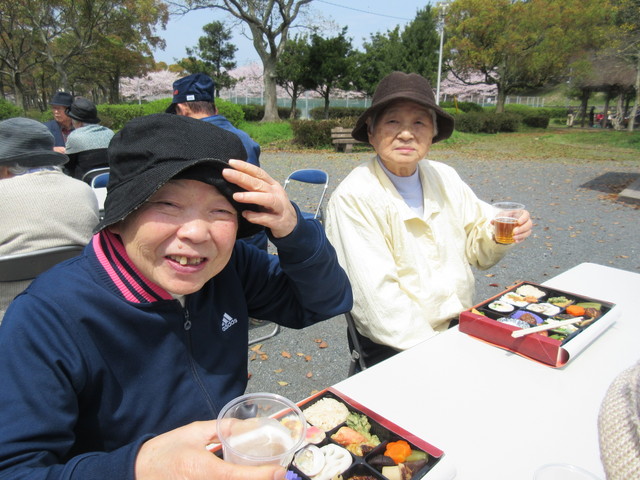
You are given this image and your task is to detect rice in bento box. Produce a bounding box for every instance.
[303,398,350,431]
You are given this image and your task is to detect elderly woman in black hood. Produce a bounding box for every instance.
[0,114,352,480]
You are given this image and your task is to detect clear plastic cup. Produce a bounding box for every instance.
[534,463,603,480]
[492,202,525,244]
[216,392,306,466]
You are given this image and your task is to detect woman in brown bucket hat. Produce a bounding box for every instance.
[326,71,532,368]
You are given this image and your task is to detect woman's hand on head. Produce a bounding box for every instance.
[222,160,298,239]
[134,420,286,480]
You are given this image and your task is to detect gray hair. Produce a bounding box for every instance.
[367,108,438,139]
[6,163,62,175]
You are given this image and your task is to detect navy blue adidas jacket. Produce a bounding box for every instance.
[0,212,352,479]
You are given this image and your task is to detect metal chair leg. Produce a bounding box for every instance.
[248,323,280,345]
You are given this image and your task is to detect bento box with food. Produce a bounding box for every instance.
[287,388,445,480]
[458,282,620,367]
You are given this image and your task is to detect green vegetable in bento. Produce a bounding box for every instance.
[345,412,380,446]
[405,450,428,462]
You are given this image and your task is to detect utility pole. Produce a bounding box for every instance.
[436,1,451,105]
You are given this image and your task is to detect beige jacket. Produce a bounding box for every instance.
[326,157,510,350]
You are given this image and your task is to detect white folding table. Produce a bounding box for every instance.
[332,263,640,479]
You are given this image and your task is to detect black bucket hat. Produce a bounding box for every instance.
[50,91,73,107]
[67,97,100,124]
[96,114,261,239]
[0,117,68,167]
[352,71,455,144]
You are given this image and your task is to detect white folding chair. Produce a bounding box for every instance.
[283,169,329,222]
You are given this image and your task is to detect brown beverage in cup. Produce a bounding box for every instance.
[494,216,518,244]
[492,202,524,245]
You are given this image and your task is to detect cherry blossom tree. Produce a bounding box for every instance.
[440,71,497,103]
[120,70,180,101]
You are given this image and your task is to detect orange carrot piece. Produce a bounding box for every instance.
[384,440,412,464]
[566,305,585,316]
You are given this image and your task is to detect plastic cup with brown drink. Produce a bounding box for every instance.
[215,392,306,467]
[492,202,525,244]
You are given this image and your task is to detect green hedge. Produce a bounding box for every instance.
[309,106,367,120]
[239,104,299,121]
[522,112,550,128]
[291,117,361,147]
[454,112,521,134]
[31,97,247,132]
[440,100,484,113]
[0,98,23,120]
[484,104,566,120]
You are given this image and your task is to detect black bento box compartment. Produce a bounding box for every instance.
[459,281,619,367]
[292,388,444,480]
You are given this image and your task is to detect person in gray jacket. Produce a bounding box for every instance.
[0,117,98,321]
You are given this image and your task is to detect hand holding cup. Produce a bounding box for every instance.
[492,202,526,244]
[216,392,306,467]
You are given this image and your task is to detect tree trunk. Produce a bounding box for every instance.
[11,72,26,111]
[289,93,299,119]
[601,90,611,128]
[495,87,506,113]
[578,89,590,128]
[613,94,625,130]
[323,91,330,119]
[261,55,280,122]
[628,53,639,133]
[109,68,121,104]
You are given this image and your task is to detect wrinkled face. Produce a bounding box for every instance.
[110,179,239,295]
[367,100,435,177]
[52,105,71,125]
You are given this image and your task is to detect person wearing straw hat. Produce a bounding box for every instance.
[326,71,532,368]
[0,117,99,322]
[43,91,75,152]
[64,97,114,179]
[0,113,352,480]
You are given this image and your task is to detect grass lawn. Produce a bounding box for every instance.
[244,121,640,163]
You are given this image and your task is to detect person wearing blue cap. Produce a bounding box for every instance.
[43,91,75,152]
[167,73,267,250]
[167,73,260,168]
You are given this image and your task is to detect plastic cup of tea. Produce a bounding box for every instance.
[216,392,306,466]
[492,202,525,244]
[533,463,603,480]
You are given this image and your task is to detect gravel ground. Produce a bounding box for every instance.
[245,143,640,403]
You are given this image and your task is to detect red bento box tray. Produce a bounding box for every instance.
[458,281,619,367]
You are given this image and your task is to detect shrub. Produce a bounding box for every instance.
[215,98,245,125]
[496,112,521,132]
[98,104,147,130]
[454,111,521,134]
[0,98,22,120]
[291,119,343,147]
[454,112,486,134]
[240,104,263,121]
[309,106,366,120]
[440,100,484,113]
[239,104,299,121]
[522,112,550,128]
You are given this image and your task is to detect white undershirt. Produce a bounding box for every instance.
[378,158,424,217]
[171,294,186,306]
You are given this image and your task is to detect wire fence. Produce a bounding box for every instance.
[221,92,546,118]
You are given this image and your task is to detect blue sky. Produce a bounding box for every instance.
[153,0,436,66]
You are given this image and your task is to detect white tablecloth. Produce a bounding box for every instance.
[333,263,640,479]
